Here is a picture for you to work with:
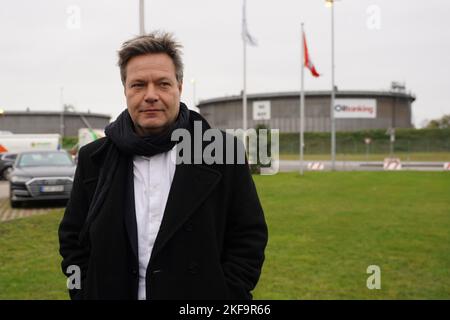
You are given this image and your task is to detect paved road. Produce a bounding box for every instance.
[279,160,448,172]
[0,181,8,199]
[0,182,66,222]
[0,198,61,222]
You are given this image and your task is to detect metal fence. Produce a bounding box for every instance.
[280,137,450,161]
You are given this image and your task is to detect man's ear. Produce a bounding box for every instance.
[178,81,183,94]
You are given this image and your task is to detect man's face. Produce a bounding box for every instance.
[124,53,182,136]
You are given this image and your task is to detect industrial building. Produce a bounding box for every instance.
[197,87,416,133]
[0,110,110,137]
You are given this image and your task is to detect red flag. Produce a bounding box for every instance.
[303,32,320,77]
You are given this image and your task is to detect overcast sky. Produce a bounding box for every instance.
[1,0,449,128]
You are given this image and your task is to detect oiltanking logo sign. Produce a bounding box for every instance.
[334,99,377,119]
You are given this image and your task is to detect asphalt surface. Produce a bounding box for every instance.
[0,181,8,199]
[278,160,448,172]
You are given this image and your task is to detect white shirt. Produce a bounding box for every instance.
[133,147,176,300]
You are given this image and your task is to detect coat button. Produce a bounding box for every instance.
[131,269,138,276]
[151,269,163,275]
[184,223,193,232]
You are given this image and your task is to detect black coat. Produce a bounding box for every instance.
[58,132,268,300]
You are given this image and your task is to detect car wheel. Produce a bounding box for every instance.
[3,167,13,180]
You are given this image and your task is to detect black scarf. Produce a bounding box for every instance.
[78,103,191,244]
[105,102,190,157]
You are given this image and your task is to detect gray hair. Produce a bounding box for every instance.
[117,31,184,85]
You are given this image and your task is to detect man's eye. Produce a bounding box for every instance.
[160,82,171,87]
[131,83,144,88]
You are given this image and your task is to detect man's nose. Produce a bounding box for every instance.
[144,84,158,103]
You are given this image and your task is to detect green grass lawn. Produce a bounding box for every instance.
[0,209,68,299]
[280,152,450,162]
[252,172,450,299]
[1,172,449,299]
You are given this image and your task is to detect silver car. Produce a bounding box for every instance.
[9,150,76,208]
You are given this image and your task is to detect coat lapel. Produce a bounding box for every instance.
[150,163,222,260]
[124,158,138,260]
[88,140,139,261]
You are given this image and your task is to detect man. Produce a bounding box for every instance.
[58,31,268,300]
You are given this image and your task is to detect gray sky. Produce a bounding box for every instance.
[1,0,449,128]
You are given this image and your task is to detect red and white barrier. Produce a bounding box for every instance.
[384,158,402,170]
[444,163,450,171]
[307,162,324,171]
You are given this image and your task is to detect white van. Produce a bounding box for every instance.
[0,134,61,153]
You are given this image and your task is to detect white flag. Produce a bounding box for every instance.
[242,0,257,46]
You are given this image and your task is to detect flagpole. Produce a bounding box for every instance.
[243,34,247,132]
[242,0,248,133]
[330,0,336,170]
[139,0,145,35]
[300,23,305,175]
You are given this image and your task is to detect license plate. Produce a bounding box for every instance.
[40,185,64,193]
